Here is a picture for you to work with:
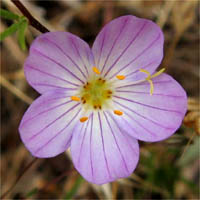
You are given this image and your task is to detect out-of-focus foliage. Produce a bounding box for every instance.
[0,8,28,50]
[0,8,20,20]
[1,0,199,199]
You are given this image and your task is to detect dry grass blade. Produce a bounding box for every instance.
[131,174,170,197]
[0,75,33,105]
[162,0,198,67]
[156,0,175,28]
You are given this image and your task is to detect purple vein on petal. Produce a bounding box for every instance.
[70,37,89,76]
[98,112,112,179]
[101,18,129,75]
[26,65,80,87]
[138,80,173,85]
[103,111,129,174]
[21,99,72,128]
[115,90,185,98]
[32,83,78,90]
[96,28,107,68]
[113,95,182,114]
[32,48,85,84]
[126,59,159,77]
[116,80,172,89]
[109,33,161,79]
[64,136,72,150]
[107,110,145,141]
[86,46,93,70]
[27,103,80,142]
[107,111,138,156]
[90,113,94,182]
[42,37,87,80]
[78,118,90,166]
[34,107,82,154]
[104,21,147,78]
[113,100,175,130]
[124,110,157,137]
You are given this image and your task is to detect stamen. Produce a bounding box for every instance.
[114,110,123,116]
[71,96,80,101]
[80,117,88,122]
[93,67,101,75]
[116,75,126,80]
[140,68,165,95]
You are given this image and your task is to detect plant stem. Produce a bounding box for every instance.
[11,0,49,33]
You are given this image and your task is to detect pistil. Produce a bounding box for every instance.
[140,68,165,95]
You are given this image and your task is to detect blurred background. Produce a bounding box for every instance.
[1,0,199,199]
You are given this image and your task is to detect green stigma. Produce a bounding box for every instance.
[80,77,113,110]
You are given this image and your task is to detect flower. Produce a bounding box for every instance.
[19,15,187,185]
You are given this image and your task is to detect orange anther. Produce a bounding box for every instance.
[93,67,101,75]
[80,117,88,122]
[114,110,123,116]
[116,75,125,80]
[71,96,80,101]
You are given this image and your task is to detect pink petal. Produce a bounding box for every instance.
[25,32,95,94]
[113,73,187,142]
[92,15,163,81]
[70,112,139,185]
[19,90,82,157]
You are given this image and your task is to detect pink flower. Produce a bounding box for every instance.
[19,15,187,184]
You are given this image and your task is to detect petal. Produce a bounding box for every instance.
[19,90,82,157]
[92,15,163,82]
[25,32,95,94]
[70,111,139,185]
[113,73,187,142]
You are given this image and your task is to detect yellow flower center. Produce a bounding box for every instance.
[70,67,139,122]
[80,77,113,110]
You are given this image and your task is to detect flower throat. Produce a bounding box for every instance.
[80,77,113,110]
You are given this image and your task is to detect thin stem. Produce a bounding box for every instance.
[1,158,38,199]
[11,0,49,33]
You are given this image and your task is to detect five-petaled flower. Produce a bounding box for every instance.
[19,15,187,185]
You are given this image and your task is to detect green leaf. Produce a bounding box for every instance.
[0,8,20,20]
[0,22,21,41]
[64,176,84,200]
[18,18,28,51]
[25,188,38,198]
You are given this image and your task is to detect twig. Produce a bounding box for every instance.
[1,158,38,199]
[11,0,49,33]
